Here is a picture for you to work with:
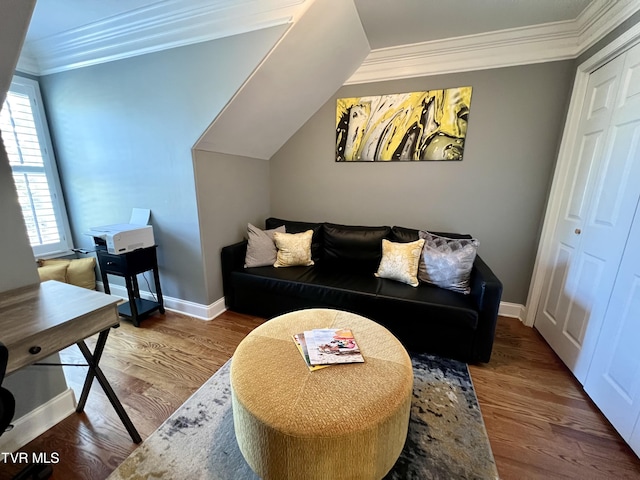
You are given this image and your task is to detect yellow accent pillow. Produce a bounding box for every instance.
[37,263,69,283]
[40,257,97,290]
[273,230,315,267]
[375,238,425,287]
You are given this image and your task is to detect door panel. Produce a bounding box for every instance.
[566,133,602,220]
[592,121,640,226]
[535,44,640,383]
[575,44,640,382]
[543,246,572,323]
[585,202,640,453]
[563,253,604,346]
[535,53,625,379]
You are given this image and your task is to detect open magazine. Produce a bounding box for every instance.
[303,328,365,365]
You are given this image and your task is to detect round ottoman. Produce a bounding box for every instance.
[230,308,413,480]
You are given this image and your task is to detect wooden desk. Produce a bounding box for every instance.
[0,280,141,443]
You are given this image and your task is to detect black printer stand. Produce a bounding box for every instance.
[97,246,165,327]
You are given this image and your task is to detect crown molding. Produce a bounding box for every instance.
[17,0,640,78]
[20,0,305,75]
[346,0,640,85]
[346,21,578,85]
[575,0,640,53]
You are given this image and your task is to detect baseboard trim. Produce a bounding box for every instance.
[499,302,526,322]
[0,388,76,453]
[96,282,227,321]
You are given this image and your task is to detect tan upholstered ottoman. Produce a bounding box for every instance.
[230,308,413,480]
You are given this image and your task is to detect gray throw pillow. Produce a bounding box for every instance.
[418,231,479,294]
[244,223,285,268]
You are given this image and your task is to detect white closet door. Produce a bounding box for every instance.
[631,417,640,457]
[534,52,624,382]
[583,44,640,452]
[535,42,640,383]
[584,198,640,454]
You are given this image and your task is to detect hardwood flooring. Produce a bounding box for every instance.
[1,312,639,479]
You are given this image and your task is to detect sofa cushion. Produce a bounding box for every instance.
[302,267,381,296]
[376,279,479,331]
[37,263,68,283]
[274,230,315,267]
[233,265,382,321]
[265,218,323,263]
[244,223,285,268]
[40,257,96,289]
[375,239,424,287]
[323,223,391,273]
[419,231,479,294]
[390,226,420,243]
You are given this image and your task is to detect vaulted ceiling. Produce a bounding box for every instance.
[20,0,637,77]
[10,0,640,160]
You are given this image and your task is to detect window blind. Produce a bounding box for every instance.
[0,77,72,257]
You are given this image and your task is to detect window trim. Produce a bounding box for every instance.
[4,75,74,258]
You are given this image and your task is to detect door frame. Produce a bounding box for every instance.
[525,22,640,327]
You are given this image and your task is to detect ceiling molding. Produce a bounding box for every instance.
[16,0,640,79]
[575,0,640,54]
[346,0,640,85]
[18,0,306,75]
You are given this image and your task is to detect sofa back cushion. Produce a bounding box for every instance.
[265,217,324,263]
[391,226,473,242]
[390,226,420,243]
[323,223,391,273]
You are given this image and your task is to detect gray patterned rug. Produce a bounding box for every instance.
[108,353,498,480]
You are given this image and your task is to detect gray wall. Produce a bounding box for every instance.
[38,25,286,305]
[270,61,576,304]
[0,0,67,422]
[193,150,270,301]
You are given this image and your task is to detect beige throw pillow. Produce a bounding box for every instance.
[37,263,68,283]
[273,230,314,267]
[375,238,425,287]
[41,257,97,289]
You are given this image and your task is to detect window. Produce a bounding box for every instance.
[0,76,73,257]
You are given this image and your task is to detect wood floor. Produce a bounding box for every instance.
[1,311,639,479]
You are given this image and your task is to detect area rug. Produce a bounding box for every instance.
[108,353,498,480]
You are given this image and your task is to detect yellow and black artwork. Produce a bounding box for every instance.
[336,86,472,161]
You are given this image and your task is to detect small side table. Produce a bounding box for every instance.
[97,246,165,327]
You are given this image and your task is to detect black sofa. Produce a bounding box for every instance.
[221,218,503,363]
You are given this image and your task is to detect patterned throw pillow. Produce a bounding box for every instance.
[375,238,425,287]
[274,230,315,267]
[244,223,286,268]
[418,231,479,294]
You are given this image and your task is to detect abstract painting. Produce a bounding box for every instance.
[336,87,472,161]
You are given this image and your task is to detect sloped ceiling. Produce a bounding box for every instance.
[194,0,369,159]
[10,0,640,161]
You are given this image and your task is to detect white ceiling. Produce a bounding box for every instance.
[16,0,639,77]
[353,0,592,49]
[26,0,593,49]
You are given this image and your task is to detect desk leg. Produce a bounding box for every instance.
[75,330,142,444]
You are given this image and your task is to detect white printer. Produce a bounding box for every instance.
[88,224,155,254]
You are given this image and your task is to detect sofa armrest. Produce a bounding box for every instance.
[469,254,503,362]
[221,240,248,309]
